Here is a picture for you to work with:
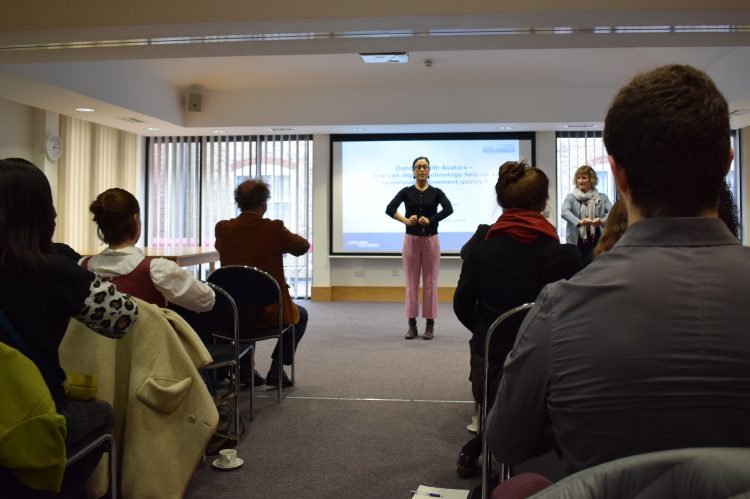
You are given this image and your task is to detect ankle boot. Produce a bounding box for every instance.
[423,319,434,340]
[405,319,418,339]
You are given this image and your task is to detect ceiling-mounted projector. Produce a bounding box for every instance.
[360,52,409,64]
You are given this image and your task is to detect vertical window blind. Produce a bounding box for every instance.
[146,135,313,298]
[57,116,141,252]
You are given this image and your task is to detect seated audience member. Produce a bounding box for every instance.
[486,65,750,488]
[83,188,214,312]
[592,199,627,257]
[53,242,82,262]
[215,179,309,388]
[459,224,490,259]
[0,158,138,497]
[453,161,582,478]
[594,183,738,260]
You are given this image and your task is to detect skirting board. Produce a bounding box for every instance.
[311,286,456,302]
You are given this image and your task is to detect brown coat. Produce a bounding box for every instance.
[215,211,309,327]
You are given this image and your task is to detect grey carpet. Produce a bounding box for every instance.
[185,301,479,499]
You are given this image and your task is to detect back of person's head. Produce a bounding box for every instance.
[593,200,628,257]
[718,180,741,240]
[235,179,270,212]
[0,158,55,270]
[89,188,140,245]
[573,165,598,187]
[603,64,730,217]
[496,160,549,212]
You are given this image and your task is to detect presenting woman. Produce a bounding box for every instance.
[561,165,613,264]
[453,160,582,479]
[83,188,214,312]
[386,156,453,340]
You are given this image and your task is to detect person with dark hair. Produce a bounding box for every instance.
[83,187,214,311]
[385,156,453,340]
[0,158,138,497]
[486,65,750,486]
[215,178,309,388]
[561,165,612,265]
[452,160,581,479]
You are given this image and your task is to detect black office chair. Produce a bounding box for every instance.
[168,282,254,428]
[208,265,295,403]
[481,302,534,499]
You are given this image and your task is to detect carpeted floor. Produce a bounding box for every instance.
[184,300,480,499]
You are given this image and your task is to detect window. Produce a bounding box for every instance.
[146,135,313,298]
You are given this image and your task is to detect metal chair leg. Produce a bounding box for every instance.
[290,325,296,385]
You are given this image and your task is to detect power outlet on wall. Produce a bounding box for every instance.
[353,270,365,277]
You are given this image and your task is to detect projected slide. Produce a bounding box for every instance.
[331,133,535,255]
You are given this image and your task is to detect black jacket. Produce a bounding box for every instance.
[453,232,582,400]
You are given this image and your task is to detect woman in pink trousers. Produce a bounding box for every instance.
[386,156,453,340]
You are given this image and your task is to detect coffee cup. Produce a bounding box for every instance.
[219,448,237,467]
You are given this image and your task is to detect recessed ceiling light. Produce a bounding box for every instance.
[146,127,161,131]
[75,107,96,112]
[212,129,226,134]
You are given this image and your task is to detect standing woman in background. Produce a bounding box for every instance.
[386,156,453,340]
[561,165,613,264]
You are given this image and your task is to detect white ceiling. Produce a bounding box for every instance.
[1,2,749,135]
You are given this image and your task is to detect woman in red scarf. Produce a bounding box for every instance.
[453,160,582,480]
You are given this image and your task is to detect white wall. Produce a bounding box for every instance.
[0,99,34,159]
[0,100,61,204]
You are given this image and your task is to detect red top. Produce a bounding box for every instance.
[82,256,166,307]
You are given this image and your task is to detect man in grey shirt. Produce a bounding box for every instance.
[486,64,750,475]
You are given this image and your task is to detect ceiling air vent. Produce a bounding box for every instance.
[118,117,146,123]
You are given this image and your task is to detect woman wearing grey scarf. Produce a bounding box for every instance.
[562,165,612,264]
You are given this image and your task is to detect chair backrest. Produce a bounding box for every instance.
[482,302,534,499]
[534,447,750,499]
[207,265,283,338]
[167,282,237,345]
[483,303,534,411]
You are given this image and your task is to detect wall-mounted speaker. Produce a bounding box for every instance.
[186,92,202,112]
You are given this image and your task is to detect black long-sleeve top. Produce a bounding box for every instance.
[385,185,454,236]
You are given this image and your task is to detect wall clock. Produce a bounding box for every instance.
[45,133,63,161]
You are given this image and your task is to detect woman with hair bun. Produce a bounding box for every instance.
[83,188,214,312]
[453,160,582,479]
[562,165,613,264]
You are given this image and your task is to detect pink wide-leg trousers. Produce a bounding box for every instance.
[402,234,441,319]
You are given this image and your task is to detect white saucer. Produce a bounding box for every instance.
[212,457,244,470]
